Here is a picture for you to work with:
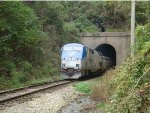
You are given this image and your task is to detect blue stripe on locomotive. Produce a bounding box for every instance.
[61,43,87,60]
[82,46,87,59]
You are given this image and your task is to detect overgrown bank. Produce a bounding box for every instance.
[74,24,150,113]
[91,24,150,113]
[0,2,61,89]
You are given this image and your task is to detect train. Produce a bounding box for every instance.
[60,43,113,79]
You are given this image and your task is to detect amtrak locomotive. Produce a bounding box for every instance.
[60,43,112,79]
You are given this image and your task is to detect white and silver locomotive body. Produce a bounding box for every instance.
[60,43,112,79]
[60,43,84,79]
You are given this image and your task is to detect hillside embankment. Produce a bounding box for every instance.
[91,24,150,113]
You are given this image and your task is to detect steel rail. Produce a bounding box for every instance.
[0,80,73,104]
[0,80,65,95]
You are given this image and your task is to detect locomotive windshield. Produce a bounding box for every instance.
[61,43,86,60]
[63,46,82,52]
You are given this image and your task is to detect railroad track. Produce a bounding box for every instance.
[0,80,73,104]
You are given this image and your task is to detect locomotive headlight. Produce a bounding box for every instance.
[62,64,65,67]
[76,60,80,64]
[76,59,81,68]
[62,61,65,64]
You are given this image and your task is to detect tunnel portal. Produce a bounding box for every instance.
[81,32,131,65]
[95,44,116,66]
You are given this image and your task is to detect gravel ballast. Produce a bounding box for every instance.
[0,85,80,113]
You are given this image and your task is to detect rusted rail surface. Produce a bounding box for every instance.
[0,80,64,94]
[0,80,73,104]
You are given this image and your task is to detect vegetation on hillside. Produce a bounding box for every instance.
[0,1,149,91]
[91,24,150,113]
[0,2,49,89]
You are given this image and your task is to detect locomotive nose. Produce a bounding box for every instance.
[61,57,81,69]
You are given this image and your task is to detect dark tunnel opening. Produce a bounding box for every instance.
[95,44,116,66]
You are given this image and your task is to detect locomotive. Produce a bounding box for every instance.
[60,43,112,79]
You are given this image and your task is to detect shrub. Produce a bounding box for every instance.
[104,24,150,113]
[91,24,150,113]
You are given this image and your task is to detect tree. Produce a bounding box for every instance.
[0,2,44,76]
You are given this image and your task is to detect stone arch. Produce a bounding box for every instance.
[95,44,116,66]
[81,32,131,65]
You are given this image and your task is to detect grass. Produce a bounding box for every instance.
[90,55,150,113]
[73,82,92,94]
[25,77,53,86]
[0,74,62,90]
[90,69,116,102]
[72,69,117,111]
[73,78,100,94]
[0,61,62,90]
[97,102,105,108]
[72,75,114,112]
[73,69,116,102]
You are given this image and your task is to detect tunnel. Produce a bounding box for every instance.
[95,44,116,66]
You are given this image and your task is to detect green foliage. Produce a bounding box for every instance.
[96,102,105,109]
[73,82,92,94]
[88,1,131,31]
[32,2,64,33]
[102,24,150,113]
[0,61,59,89]
[64,22,79,35]
[0,2,60,89]
[135,24,150,52]
[136,2,150,25]
[0,2,45,64]
[73,80,99,94]
[74,15,98,32]
[64,16,98,36]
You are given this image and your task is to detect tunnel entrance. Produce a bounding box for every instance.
[95,44,116,66]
